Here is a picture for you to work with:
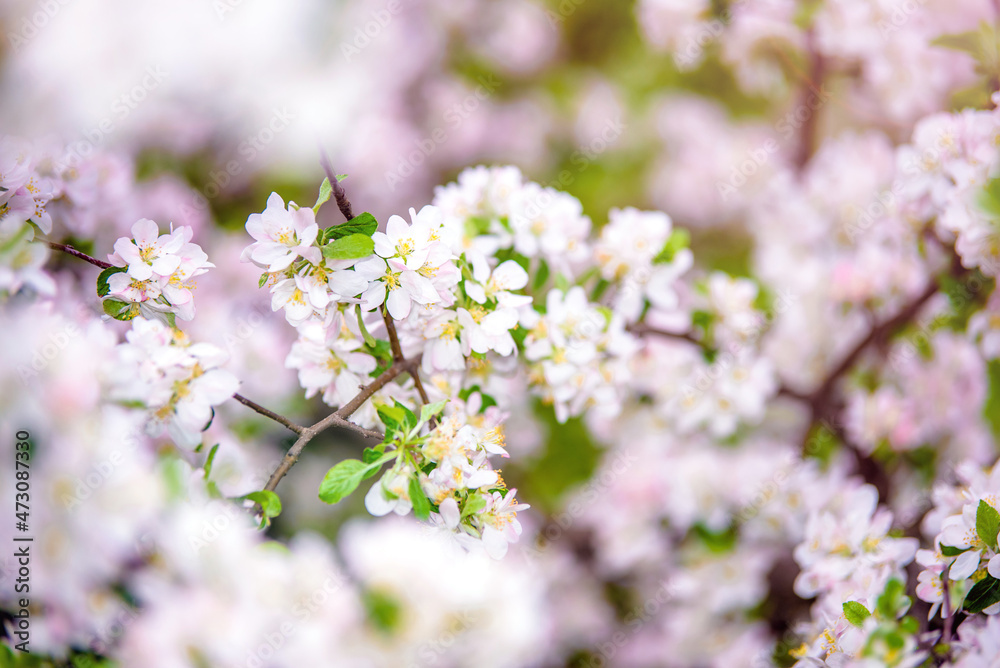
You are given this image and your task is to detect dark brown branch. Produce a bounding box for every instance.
[627,322,706,348]
[262,355,422,493]
[47,242,112,269]
[232,393,305,435]
[319,151,354,221]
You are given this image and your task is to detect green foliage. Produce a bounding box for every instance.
[313,177,333,213]
[318,459,369,505]
[102,298,137,321]
[843,600,871,627]
[96,265,125,297]
[940,543,972,557]
[319,212,378,244]
[653,228,691,264]
[243,490,282,527]
[362,589,403,635]
[321,233,374,260]
[964,575,1000,613]
[976,499,1000,550]
[409,477,431,521]
[985,360,1000,441]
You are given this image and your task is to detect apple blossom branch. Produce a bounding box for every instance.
[262,354,422,492]
[44,240,389,467]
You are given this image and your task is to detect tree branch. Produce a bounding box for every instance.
[626,322,707,349]
[262,355,422,493]
[47,242,112,269]
[319,151,354,221]
[232,393,305,435]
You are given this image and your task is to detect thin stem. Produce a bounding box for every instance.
[262,356,422,493]
[627,322,707,349]
[232,393,305,435]
[47,242,112,269]
[794,29,825,171]
[319,151,354,221]
[942,572,953,648]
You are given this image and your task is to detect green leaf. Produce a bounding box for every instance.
[876,578,910,619]
[978,177,1000,219]
[420,400,448,424]
[843,601,871,627]
[461,493,487,519]
[203,443,220,480]
[102,298,137,321]
[362,447,383,465]
[320,212,379,243]
[977,500,1000,550]
[362,589,402,635]
[554,273,570,293]
[258,273,269,288]
[653,228,691,264]
[322,233,374,260]
[395,400,418,433]
[964,575,1000,613]
[244,490,282,522]
[318,459,368,504]
[96,266,126,297]
[532,259,550,292]
[941,543,973,557]
[376,403,406,435]
[409,477,431,521]
[355,307,378,348]
[313,177,332,213]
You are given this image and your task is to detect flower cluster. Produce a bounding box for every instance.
[916,459,1000,619]
[107,316,240,448]
[103,218,214,322]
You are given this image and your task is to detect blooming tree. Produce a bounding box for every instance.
[4,1,1000,667]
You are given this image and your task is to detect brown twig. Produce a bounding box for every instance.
[626,322,708,349]
[232,393,305,435]
[262,356,422,493]
[47,242,112,269]
[319,151,354,221]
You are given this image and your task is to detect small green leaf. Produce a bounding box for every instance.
[313,177,332,213]
[977,500,1000,550]
[653,228,691,264]
[532,259,550,292]
[96,266,126,297]
[941,543,973,557]
[203,443,220,480]
[395,400,418,432]
[554,273,570,293]
[318,459,368,504]
[322,233,374,260]
[964,575,1000,613]
[102,298,137,321]
[876,578,910,619]
[320,212,379,243]
[843,601,871,627]
[244,490,282,525]
[362,447,383,465]
[376,403,407,435]
[420,400,448,424]
[409,477,431,521]
[258,273,269,288]
[461,493,487,519]
[355,307,378,348]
